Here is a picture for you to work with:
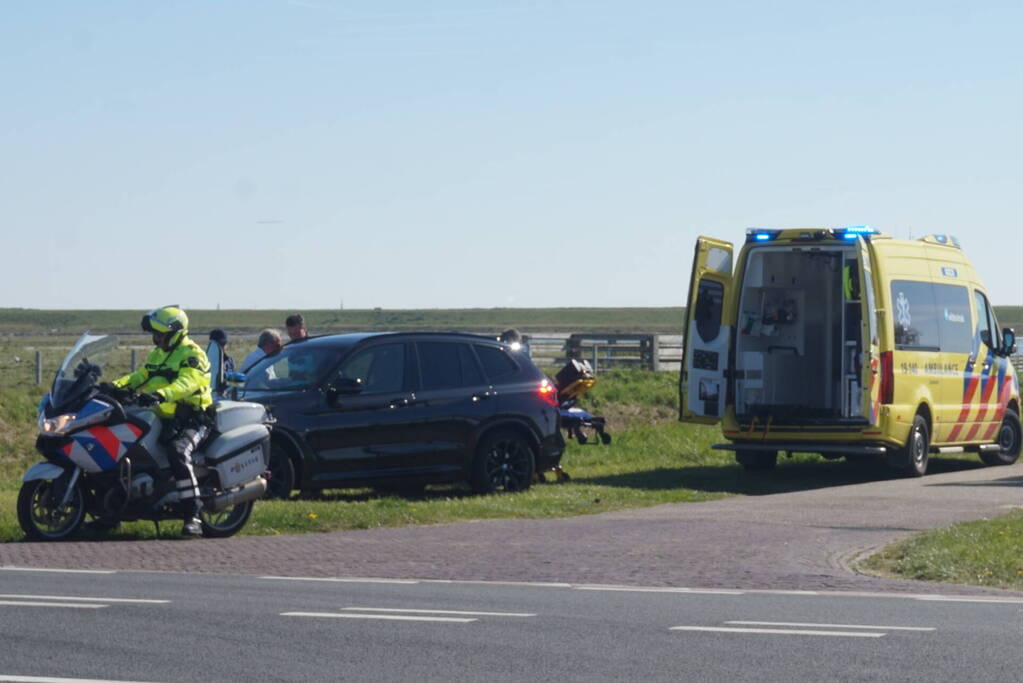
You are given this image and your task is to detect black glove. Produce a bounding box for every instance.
[136,392,162,407]
[97,382,118,396]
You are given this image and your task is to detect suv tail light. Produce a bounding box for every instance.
[879,351,894,404]
[538,379,560,408]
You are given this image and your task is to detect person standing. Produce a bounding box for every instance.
[208,328,235,373]
[285,313,309,342]
[241,329,283,372]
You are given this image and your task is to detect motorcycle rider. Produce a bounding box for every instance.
[108,306,213,536]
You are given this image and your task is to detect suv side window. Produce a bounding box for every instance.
[474,344,520,382]
[339,343,406,394]
[417,342,485,390]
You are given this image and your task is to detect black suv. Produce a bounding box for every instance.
[237,332,565,498]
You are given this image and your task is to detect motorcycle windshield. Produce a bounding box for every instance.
[51,333,119,409]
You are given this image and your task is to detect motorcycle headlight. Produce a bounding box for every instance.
[38,412,77,436]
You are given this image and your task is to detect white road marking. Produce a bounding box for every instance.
[0,567,116,575]
[671,626,885,638]
[915,596,1023,604]
[0,594,168,604]
[282,612,476,623]
[727,621,935,632]
[342,607,535,617]
[0,676,159,683]
[260,575,419,584]
[574,586,744,595]
[0,600,107,609]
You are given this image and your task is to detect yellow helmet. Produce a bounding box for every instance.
[141,305,189,348]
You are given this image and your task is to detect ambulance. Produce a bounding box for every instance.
[679,227,1020,476]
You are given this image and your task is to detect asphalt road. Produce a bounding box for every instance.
[2,568,1023,682]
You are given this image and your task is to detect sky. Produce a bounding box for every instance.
[2,0,1022,310]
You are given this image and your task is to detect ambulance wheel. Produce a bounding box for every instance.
[736,450,777,470]
[600,432,612,445]
[890,414,929,477]
[575,431,588,445]
[980,409,1022,466]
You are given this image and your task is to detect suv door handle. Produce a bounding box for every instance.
[472,391,493,402]
[388,398,411,409]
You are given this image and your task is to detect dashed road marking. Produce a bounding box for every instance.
[671,626,886,638]
[0,676,159,683]
[341,607,535,617]
[0,567,116,575]
[574,585,744,595]
[727,620,935,632]
[0,600,107,609]
[282,612,476,623]
[260,575,419,585]
[0,594,168,604]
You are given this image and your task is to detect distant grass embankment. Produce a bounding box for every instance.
[3,306,1022,337]
[0,307,687,336]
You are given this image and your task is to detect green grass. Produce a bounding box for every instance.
[861,511,1023,591]
[1,367,980,544]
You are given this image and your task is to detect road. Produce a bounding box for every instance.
[2,461,1023,680]
[1,568,1022,682]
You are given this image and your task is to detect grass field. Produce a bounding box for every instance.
[0,367,938,544]
[3,307,1023,591]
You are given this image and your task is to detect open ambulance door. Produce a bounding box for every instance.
[854,237,882,425]
[679,237,733,424]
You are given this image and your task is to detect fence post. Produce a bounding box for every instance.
[592,343,599,374]
[35,350,42,385]
[131,349,137,371]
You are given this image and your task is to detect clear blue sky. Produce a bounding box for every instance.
[3,1,1021,309]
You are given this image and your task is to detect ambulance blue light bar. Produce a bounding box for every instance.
[834,225,876,240]
[745,228,781,243]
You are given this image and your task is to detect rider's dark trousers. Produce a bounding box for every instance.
[167,423,209,518]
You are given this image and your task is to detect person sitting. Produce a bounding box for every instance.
[241,328,283,372]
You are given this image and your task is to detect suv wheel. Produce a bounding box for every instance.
[265,445,296,499]
[471,429,535,494]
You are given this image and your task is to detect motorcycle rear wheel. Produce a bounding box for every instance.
[17,479,86,541]
[200,500,254,538]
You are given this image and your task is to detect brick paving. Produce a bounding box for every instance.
[3,464,1022,596]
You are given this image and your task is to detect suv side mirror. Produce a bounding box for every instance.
[1002,328,1016,356]
[326,377,363,405]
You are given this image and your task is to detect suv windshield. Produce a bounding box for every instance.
[244,345,339,391]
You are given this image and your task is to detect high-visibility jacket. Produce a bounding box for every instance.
[112,335,212,420]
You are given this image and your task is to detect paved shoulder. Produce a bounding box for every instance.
[2,464,1021,596]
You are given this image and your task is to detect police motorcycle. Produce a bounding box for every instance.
[18,333,272,540]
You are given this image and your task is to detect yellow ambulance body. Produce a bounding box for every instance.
[679,227,1020,476]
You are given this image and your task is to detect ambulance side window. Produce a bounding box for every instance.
[694,279,724,343]
[973,290,999,351]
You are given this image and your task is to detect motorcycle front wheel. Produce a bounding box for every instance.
[200,500,254,538]
[17,479,86,541]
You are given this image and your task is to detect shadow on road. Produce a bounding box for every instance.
[573,455,990,496]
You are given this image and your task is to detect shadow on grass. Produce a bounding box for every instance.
[573,455,989,496]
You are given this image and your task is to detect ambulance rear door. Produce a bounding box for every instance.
[855,237,881,425]
[679,237,733,424]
